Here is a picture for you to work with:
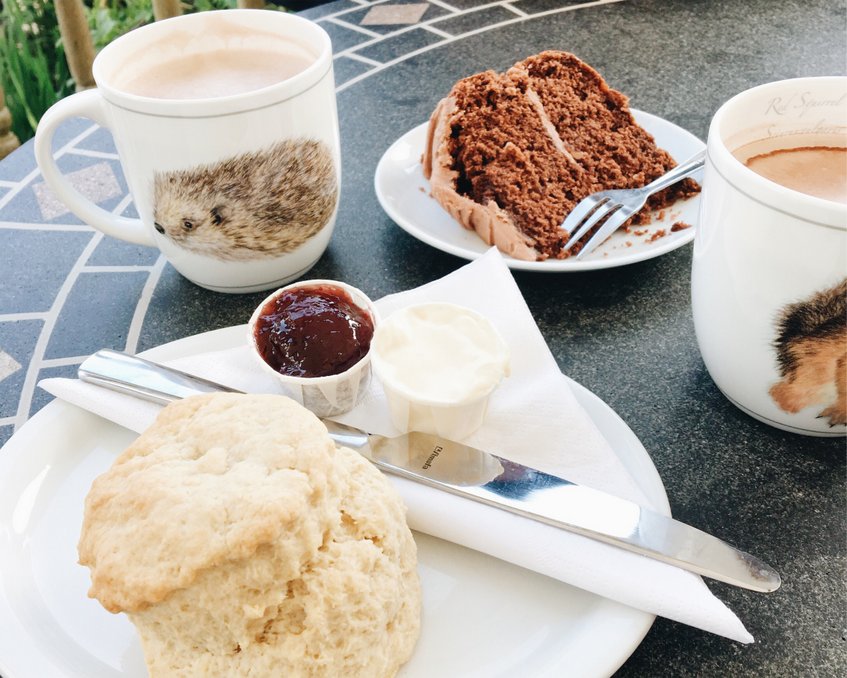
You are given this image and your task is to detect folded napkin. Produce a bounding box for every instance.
[40,248,753,643]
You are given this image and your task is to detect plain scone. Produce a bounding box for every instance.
[78,393,421,677]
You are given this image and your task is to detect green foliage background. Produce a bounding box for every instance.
[0,1,277,143]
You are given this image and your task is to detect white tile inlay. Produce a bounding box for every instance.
[32,161,122,221]
[361,3,430,26]
[0,349,21,383]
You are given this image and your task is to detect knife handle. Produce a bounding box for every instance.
[78,350,371,449]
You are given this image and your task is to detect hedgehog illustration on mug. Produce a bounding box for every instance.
[153,138,338,261]
[769,279,847,427]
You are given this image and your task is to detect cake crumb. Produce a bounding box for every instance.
[647,229,666,243]
[671,221,692,232]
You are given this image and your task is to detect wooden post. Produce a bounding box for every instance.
[0,82,21,160]
[54,0,96,91]
[237,0,267,8]
[152,0,182,21]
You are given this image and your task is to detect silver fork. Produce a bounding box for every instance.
[561,148,706,259]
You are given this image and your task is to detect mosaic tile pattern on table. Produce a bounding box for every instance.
[86,237,160,267]
[6,154,126,225]
[319,19,374,52]
[137,263,264,351]
[44,270,150,359]
[432,4,522,34]
[122,201,139,219]
[0,424,12,448]
[333,56,377,84]
[73,125,119,155]
[345,2,449,34]
[299,0,360,20]
[0,347,21,384]
[354,26,446,62]
[361,2,432,26]
[0,319,43,418]
[0,120,99,183]
[47,117,99,152]
[33,161,123,221]
[0,229,94,314]
[513,0,598,13]
[0,140,39,183]
[29,363,79,417]
[434,0,504,8]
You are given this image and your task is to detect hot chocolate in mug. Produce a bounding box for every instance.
[34,10,340,293]
[692,76,846,436]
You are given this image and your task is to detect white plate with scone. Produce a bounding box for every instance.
[0,326,669,677]
[375,111,704,271]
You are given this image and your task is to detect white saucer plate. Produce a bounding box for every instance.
[375,110,705,271]
[0,326,669,678]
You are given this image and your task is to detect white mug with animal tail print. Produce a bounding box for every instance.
[34,10,340,293]
[692,77,847,436]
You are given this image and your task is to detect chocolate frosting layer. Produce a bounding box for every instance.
[423,51,700,261]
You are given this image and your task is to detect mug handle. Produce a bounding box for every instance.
[34,89,154,246]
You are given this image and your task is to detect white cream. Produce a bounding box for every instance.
[373,303,510,405]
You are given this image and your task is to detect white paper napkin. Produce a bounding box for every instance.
[40,248,753,643]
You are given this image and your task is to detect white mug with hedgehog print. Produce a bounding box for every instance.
[692,77,847,436]
[34,10,340,293]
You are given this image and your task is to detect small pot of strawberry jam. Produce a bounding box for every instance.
[249,280,378,416]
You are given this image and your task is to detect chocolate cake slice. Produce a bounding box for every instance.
[422,51,699,260]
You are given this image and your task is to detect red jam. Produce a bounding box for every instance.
[254,284,374,378]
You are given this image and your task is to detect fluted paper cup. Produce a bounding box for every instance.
[248,279,378,417]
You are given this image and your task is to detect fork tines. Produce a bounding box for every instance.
[561,194,625,258]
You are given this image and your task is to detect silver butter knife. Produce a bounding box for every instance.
[78,349,781,593]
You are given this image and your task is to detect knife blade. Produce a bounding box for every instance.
[78,349,781,593]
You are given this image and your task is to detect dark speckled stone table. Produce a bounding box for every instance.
[1,1,845,676]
